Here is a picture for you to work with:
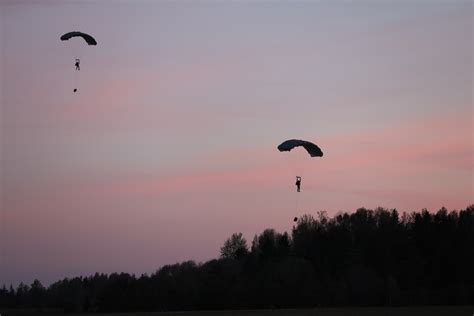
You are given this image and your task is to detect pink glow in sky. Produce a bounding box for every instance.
[1,1,472,286]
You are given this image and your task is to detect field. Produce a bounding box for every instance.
[2,306,473,316]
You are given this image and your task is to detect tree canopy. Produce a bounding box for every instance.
[1,205,473,312]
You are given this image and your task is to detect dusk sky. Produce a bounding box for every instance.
[1,0,472,286]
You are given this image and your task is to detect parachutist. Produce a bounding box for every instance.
[277,139,322,192]
[294,217,298,222]
[295,176,301,192]
[61,32,96,93]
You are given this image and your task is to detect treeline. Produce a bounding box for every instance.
[1,206,473,312]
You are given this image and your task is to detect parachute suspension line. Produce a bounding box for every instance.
[295,190,300,214]
[74,52,82,93]
[283,152,300,216]
[74,61,78,92]
[283,152,295,188]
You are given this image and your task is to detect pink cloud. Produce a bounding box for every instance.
[52,50,259,133]
[8,108,470,214]
[319,108,473,169]
[70,108,471,206]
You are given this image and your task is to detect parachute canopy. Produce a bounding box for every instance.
[60,32,97,45]
[277,139,323,157]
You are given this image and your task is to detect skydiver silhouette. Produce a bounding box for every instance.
[295,176,301,192]
[75,59,80,71]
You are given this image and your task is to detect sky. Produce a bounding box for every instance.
[0,0,472,286]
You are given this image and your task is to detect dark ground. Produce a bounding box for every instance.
[2,306,474,316]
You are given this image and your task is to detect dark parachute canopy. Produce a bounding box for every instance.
[278,139,323,157]
[60,32,97,45]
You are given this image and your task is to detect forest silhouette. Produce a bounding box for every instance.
[1,205,473,312]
